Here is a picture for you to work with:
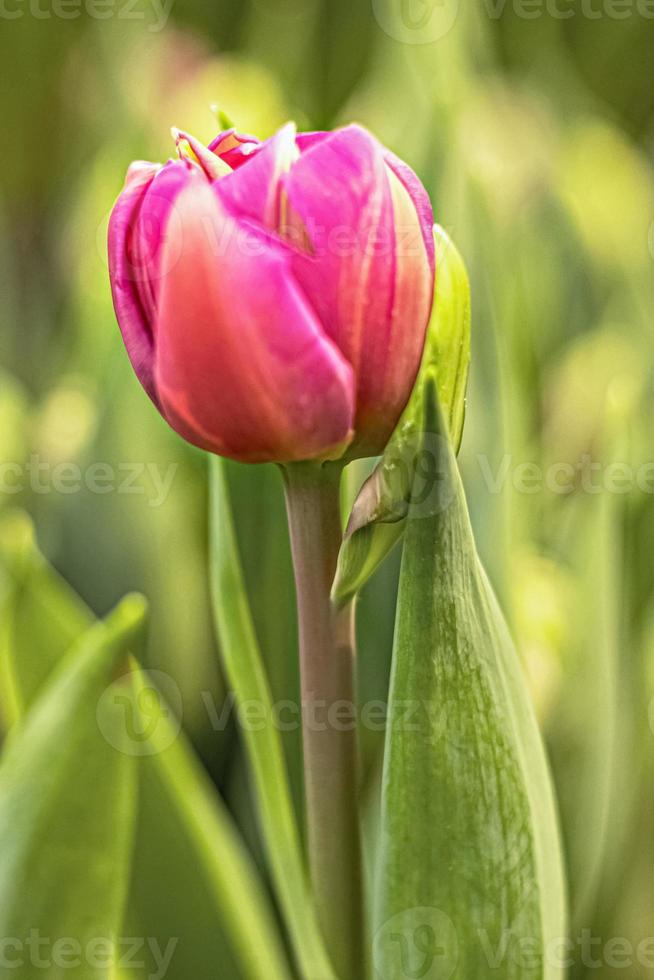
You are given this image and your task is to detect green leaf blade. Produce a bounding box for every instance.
[124,663,293,980]
[0,596,145,979]
[0,522,291,980]
[375,403,566,980]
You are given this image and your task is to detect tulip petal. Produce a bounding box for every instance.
[216,122,299,231]
[209,128,261,170]
[130,160,200,324]
[108,162,161,404]
[282,125,434,454]
[154,183,355,463]
[173,128,232,180]
[296,131,330,153]
[383,148,435,274]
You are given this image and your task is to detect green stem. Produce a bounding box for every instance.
[282,461,364,980]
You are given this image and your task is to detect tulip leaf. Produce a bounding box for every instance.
[223,460,304,829]
[208,455,337,980]
[123,661,293,980]
[544,404,625,935]
[546,489,619,937]
[333,224,471,606]
[0,510,93,730]
[374,395,566,980]
[0,517,292,980]
[0,595,145,979]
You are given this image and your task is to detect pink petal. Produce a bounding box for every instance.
[208,128,260,170]
[282,125,433,454]
[216,122,299,230]
[383,147,435,275]
[130,160,201,325]
[108,162,161,404]
[154,182,355,463]
[173,128,232,180]
[296,131,330,153]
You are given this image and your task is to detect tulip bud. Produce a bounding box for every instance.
[108,122,435,464]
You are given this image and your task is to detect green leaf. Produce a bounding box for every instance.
[545,488,619,937]
[333,225,471,606]
[122,662,293,980]
[0,521,292,980]
[209,455,337,980]
[0,510,93,729]
[223,460,303,832]
[0,371,28,503]
[0,595,145,979]
[374,397,566,980]
[542,396,627,935]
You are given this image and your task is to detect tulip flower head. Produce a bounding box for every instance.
[108,122,435,463]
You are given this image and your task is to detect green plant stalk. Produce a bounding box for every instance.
[209,458,336,980]
[282,461,364,980]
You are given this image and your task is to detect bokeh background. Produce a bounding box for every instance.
[1,1,654,976]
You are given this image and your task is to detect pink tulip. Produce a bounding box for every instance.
[108,123,435,463]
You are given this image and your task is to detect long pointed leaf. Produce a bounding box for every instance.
[0,520,292,980]
[124,662,293,980]
[0,596,144,979]
[375,399,566,980]
[0,510,93,730]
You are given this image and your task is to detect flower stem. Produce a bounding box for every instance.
[282,461,364,980]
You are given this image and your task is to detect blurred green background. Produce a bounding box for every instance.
[1,1,654,976]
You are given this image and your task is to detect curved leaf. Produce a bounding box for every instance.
[0,596,145,980]
[0,510,93,730]
[374,397,566,980]
[0,520,292,980]
[124,662,293,980]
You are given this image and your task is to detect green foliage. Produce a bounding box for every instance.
[0,597,143,979]
[0,511,93,729]
[374,398,566,979]
[125,663,293,980]
[2,3,654,977]
[0,529,294,980]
